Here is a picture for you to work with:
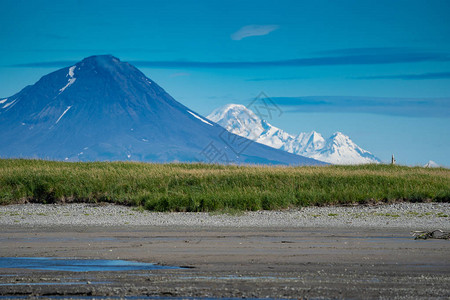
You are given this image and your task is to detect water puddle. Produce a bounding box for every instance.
[0,297,293,300]
[0,237,117,243]
[0,257,179,272]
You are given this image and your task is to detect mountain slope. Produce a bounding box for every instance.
[207,104,380,164]
[0,55,325,166]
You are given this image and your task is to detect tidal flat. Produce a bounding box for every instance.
[0,203,449,299]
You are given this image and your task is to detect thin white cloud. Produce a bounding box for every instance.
[231,25,280,41]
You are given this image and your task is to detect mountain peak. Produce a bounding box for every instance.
[304,131,325,152]
[75,55,135,76]
[217,104,254,116]
[223,103,247,110]
[208,103,261,126]
[424,160,440,168]
[81,54,121,65]
[329,132,350,143]
[331,131,345,137]
[310,131,324,140]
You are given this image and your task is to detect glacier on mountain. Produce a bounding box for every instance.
[207,104,380,165]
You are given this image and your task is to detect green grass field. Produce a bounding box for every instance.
[0,159,448,211]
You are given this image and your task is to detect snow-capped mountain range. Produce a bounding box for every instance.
[207,104,380,164]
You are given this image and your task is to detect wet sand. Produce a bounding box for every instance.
[0,224,449,299]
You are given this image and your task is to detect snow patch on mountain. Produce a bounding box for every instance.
[207,104,380,165]
[187,110,213,126]
[59,66,77,93]
[0,99,7,104]
[68,65,76,77]
[55,106,72,124]
[2,99,17,109]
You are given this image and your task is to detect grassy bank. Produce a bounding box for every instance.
[0,159,449,211]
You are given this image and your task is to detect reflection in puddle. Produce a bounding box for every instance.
[0,257,179,272]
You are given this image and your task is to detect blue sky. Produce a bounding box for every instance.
[1,0,449,165]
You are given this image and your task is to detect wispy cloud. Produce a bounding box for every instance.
[268,96,450,118]
[8,51,450,69]
[354,72,450,80]
[130,52,449,69]
[231,25,279,41]
[314,47,420,56]
[131,52,450,68]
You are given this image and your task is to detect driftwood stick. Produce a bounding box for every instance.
[411,230,450,240]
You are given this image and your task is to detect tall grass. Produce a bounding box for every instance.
[0,159,448,211]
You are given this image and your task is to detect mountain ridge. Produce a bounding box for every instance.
[207,104,380,164]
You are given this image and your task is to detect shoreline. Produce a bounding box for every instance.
[1,202,449,229]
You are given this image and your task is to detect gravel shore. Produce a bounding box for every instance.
[1,202,449,229]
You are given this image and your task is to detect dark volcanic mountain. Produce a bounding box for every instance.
[0,55,324,165]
